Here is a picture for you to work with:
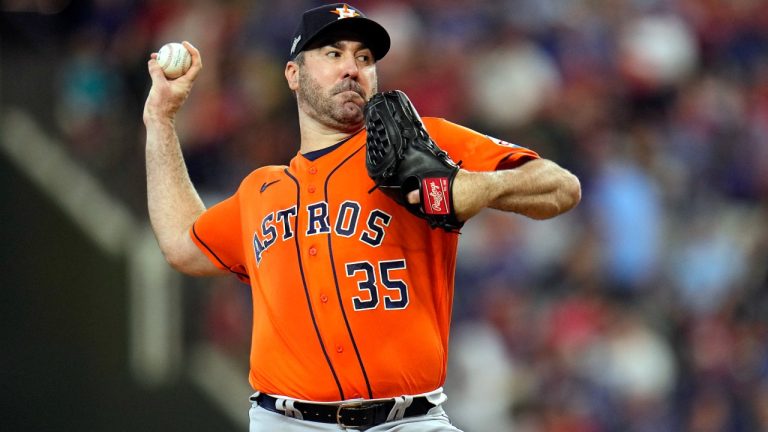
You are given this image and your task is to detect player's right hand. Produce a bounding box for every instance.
[143,41,202,125]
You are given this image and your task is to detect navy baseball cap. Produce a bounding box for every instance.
[289,3,390,61]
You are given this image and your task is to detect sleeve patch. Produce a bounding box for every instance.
[486,135,523,149]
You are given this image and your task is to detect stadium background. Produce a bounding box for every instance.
[2,0,768,431]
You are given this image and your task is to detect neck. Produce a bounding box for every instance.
[298,110,362,154]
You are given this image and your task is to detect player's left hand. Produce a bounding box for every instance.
[407,169,488,222]
[365,90,463,231]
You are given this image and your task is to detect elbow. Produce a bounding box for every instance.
[562,171,582,212]
[161,245,205,276]
[162,243,223,277]
[151,228,222,277]
[153,234,188,273]
[163,250,192,274]
[532,171,581,220]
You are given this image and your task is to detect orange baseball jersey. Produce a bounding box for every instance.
[190,117,539,402]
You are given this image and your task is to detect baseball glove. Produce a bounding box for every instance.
[364,90,462,231]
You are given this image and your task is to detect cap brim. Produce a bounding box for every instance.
[300,17,390,61]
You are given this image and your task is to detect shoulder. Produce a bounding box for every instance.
[421,117,487,145]
[422,117,476,137]
[422,116,448,130]
[422,117,451,141]
[239,165,289,191]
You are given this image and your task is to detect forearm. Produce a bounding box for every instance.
[145,117,206,267]
[454,159,581,221]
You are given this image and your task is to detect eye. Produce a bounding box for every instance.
[326,50,341,58]
[357,54,370,63]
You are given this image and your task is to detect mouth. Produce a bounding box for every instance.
[337,90,364,99]
[333,80,365,100]
[334,91,366,111]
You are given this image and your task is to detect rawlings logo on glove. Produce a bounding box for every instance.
[364,90,462,231]
[424,178,450,214]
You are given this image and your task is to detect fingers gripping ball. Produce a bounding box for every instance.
[364,90,462,231]
[157,42,192,79]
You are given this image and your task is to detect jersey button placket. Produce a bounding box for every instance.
[308,166,317,193]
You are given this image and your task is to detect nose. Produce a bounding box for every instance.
[341,54,360,80]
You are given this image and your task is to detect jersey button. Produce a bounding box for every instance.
[336,345,344,353]
[309,246,318,256]
[320,294,328,303]
[308,185,316,193]
[309,167,318,174]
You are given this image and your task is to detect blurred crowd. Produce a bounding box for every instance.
[23,0,768,430]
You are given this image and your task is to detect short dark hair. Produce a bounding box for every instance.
[293,51,306,66]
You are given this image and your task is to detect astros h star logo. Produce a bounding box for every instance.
[332,4,360,19]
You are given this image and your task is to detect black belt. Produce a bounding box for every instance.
[253,393,435,429]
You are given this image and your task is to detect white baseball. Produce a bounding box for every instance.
[157,42,192,79]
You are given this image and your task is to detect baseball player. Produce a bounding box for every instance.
[143,3,580,431]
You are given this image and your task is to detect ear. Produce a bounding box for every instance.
[285,61,299,91]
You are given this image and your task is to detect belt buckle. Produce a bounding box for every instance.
[336,400,365,429]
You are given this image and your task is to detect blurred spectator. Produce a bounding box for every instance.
[670,208,749,317]
[468,38,561,129]
[445,319,517,432]
[589,134,663,294]
[56,25,123,169]
[203,277,252,360]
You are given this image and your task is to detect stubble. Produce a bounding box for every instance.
[297,69,377,132]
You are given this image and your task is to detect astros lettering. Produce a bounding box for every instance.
[253,202,392,264]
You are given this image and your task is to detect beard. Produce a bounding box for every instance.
[297,70,376,132]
